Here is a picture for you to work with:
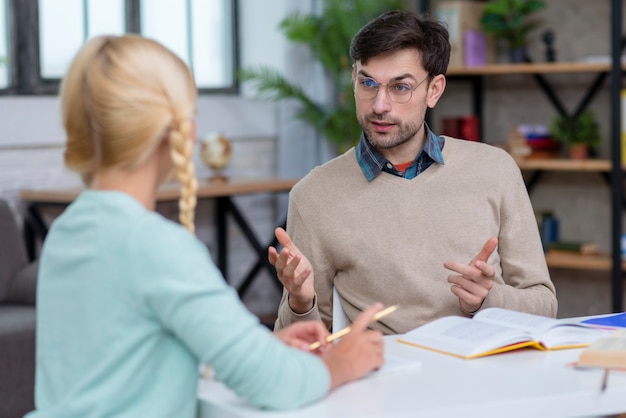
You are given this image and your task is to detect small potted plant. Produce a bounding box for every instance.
[549,110,602,160]
[480,0,546,63]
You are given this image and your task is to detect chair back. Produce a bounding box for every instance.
[0,199,28,301]
[332,286,349,332]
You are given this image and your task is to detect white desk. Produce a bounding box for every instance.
[198,335,626,418]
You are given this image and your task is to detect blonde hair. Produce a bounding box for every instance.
[60,34,198,233]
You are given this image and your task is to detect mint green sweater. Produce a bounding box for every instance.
[276,138,557,334]
[27,191,329,418]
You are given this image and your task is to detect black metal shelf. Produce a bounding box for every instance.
[418,0,624,312]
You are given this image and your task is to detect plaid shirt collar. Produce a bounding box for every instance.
[356,124,445,181]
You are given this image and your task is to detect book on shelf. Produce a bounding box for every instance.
[397,308,609,360]
[622,89,626,166]
[546,241,600,256]
[577,330,626,370]
[436,1,494,68]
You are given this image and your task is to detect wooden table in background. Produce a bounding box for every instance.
[20,178,299,297]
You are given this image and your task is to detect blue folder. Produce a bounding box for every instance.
[581,312,626,328]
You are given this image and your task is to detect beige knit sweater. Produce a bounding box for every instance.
[275,137,557,335]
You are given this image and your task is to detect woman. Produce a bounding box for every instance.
[26,34,383,418]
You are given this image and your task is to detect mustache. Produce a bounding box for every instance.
[367,113,398,124]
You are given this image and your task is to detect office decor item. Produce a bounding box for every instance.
[480,0,546,63]
[200,132,232,182]
[542,29,556,62]
[238,0,404,153]
[549,110,602,160]
[397,307,608,359]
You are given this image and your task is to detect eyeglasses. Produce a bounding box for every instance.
[353,75,429,104]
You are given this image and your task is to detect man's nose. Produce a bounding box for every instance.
[372,85,392,114]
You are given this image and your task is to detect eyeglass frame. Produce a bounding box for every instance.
[352,73,431,104]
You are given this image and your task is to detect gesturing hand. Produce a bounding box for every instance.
[444,237,498,313]
[268,227,316,313]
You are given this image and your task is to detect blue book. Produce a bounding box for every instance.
[581,313,626,328]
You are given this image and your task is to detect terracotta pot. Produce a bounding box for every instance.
[568,144,588,160]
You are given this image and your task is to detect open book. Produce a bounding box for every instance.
[397,308,610,359]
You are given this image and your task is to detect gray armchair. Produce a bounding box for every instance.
[0,198,38,417]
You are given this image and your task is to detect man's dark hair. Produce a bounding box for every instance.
[349,10,450,77]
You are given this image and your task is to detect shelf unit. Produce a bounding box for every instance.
[418,0,624,311]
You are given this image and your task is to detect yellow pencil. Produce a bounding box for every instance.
[309,305,398,351]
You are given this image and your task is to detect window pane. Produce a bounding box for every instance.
[39,0,125,79]
[39,0,84,79]
[141,0,235,89]
[191,0,233,88]
[141,0,189,63]
[0,0,9,88]
[87,0,125,38]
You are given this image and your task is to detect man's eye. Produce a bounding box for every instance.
[392,83,411,92]
[361,79,377,88]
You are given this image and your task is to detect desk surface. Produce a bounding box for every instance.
[20,178,299,204]
[198,335,626,418]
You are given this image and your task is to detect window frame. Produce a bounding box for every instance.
[5,0,239,95]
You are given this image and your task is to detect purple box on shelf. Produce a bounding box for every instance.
[464,30,487,67]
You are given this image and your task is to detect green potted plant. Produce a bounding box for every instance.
[549,110,602,160]
[479,0,546,63]
[239,0,403,153]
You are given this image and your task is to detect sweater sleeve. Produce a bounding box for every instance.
[131,220,330,410]
[480,156,558,317]
[274,191,333,331]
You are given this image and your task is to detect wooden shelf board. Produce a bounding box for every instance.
[448,62,615,76]
[516,158,612,172]
[447,62,625,76]
[545,251,626,271]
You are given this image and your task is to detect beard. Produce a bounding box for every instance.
[358,112,422,150]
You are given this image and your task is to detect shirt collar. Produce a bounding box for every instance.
[356,123,445,181]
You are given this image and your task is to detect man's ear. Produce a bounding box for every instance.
[426,74,446,109]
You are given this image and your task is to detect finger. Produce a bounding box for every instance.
[445,261,492,286]
[292,266,312,287]
[268,246,279,265]
[350,303,384,333]
[471,237,498,264]
[450,284,484,307]
[305,321,331,343]
[274,247,291,272]
[281,252,302,279]
[473,259,495,278]
[443,261,476,277]
[275,227,297,251]
[448,274,490,296]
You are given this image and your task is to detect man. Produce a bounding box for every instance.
[270,10,557,335]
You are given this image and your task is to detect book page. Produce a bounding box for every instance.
[474,307,560,335]
[398,316,533,358]
[474,308,609,349]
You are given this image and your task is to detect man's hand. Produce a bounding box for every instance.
[275,321,330,352]
[444,237,498,313]
[268,227,316,313]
